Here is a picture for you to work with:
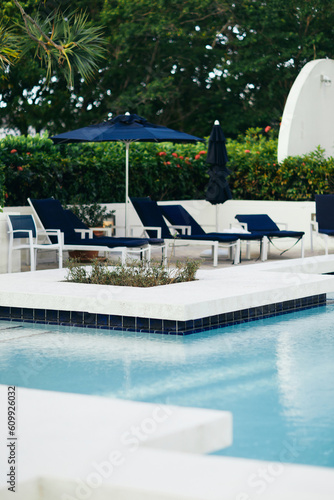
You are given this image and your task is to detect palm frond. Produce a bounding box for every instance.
[0,23,21,72]
[19,9,106,87]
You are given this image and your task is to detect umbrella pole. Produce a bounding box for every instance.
[125,141,130,236]
[216,204,219,232]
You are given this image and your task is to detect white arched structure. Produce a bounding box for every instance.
[278,59,334,163]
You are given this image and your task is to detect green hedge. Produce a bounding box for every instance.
[0,135,208,206]
[1,129,333,207]
[0,163,4,209]
[227,128,334,200]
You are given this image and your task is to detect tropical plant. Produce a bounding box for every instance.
[0,23,21,72]
[0,0,106,88]
[68,202,115,227]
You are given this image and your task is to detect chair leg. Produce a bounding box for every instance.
[7,239,13,273]
[58,247,63,269]
[147,245,151,264]
[30,246,36,272]
[121,249,127,265]
[325,235,328,255]
[261,237,268,261]
[301,236,304,259]
[213,242,218,267]
[233,240,240,265]
[162,243,168,267]
[310,224,314,252]
[245,241,251,260]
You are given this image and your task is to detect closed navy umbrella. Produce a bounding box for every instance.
[205,120,232,231]
[51,113,203,233]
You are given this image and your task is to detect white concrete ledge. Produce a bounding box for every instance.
[1,256,334,322]
[0,386,333,500]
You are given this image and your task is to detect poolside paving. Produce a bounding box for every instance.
[2,248,334,499]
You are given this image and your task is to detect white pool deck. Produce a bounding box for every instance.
[1,254,334,321]
[1,254,334,498]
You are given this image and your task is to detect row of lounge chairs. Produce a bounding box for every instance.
[6,196,310,273]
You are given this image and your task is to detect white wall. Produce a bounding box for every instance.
[278,59,334,162]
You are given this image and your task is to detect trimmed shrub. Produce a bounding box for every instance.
[1,129,333,206]
[0,135,208,206]
[0,163,4,209]
[226,128,334,200]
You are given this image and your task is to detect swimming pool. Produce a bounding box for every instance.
[1,304,334,468]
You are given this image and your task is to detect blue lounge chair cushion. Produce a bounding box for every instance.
[8,214,37,239]
[131,197,172,239]
[160,205,206,236]
[315,194,334,231]
[235,214,304,238]
[161,205,265,241]
[30,198,156,248]
[235,214,280,232]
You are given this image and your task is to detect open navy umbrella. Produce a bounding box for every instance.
[205,120,232,231]
[51,113,203,233]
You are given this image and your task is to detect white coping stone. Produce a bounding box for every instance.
[1,255,334,321]
[0,385,232,498]
[0,386,333,499]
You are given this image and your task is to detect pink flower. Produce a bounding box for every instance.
[199,150,207,155]
[26,152,31,155]
[264,126,271,133]
[17,166,23,171]
[179,155,184,160]
[176,164,181,168]
[158,151,166,156]
[273,163,276,166]
[5,193,8,199]
[244,149,250,153]
[194,154,201,160]
[172,152,178,158]
[302,162,306,166]
[10,149,17,154]
[166,161,171,165]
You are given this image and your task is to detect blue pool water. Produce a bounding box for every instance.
[0,305,334,467]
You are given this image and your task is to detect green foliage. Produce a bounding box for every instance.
[1,0,333,138]
[0,2,106,88]
[1,130,334,206]
[68,202,115,227]
[66,258,201,287]
[0,163,4,209]
[0,134,208,205]
[226,128,334,200]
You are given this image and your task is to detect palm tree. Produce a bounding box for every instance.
[0,0,106,88]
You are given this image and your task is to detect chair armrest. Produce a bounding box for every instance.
[37,229,63,245]
[310,220,319,232]
[275,222,288,230]
[74,228,91,239]
[9,229,32,236]
[130,225,162,238]
[231,221,248,231]
[169,225,192,235]
[142,226,162,238]
[9,229,34,242]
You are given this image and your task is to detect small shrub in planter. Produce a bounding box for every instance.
[65,258,201,287]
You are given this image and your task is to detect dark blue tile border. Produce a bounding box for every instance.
[0,294,327,335]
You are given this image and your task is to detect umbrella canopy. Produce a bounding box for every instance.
[205,120,232,231]
[51,114,203,233]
